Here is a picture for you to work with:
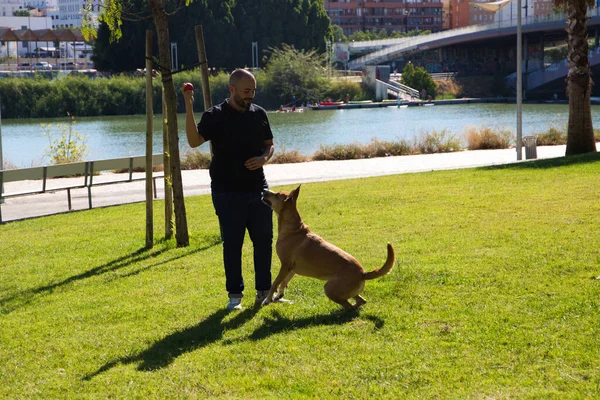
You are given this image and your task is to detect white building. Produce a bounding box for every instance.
[24,0,58,10]
[55,0,101,28]
[0,0,22,17]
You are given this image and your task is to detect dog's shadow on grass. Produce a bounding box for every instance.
[240,309,384,342]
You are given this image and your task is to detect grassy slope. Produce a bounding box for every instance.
[1,153,599,399]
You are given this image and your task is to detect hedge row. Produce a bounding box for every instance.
[0,71,366,119]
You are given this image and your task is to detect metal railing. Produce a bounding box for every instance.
[347,9,600,69]
[376,79,417,101]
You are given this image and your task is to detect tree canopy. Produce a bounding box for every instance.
[401,62,437,98]
[263,44,330,106]
[92,0,331,72]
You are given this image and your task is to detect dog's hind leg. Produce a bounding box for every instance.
[324,280,355,311]
[353,295,367,309]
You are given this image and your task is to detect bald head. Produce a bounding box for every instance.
[229,69,256,87]
[228,69,257,111]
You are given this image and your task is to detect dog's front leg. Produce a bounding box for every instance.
[262,266,292,306]
[273,270,295,301]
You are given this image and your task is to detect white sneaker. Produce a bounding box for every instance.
[227,297,242,311]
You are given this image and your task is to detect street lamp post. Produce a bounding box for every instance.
[0,96,4,204]
[405,10,410,34]
[516,0,523,160]
[472,0,522,161]
[251,41,258,72]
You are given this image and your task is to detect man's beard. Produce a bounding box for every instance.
[234,94,252,110]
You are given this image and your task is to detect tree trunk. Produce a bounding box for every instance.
[565,3,596,155]
[148,0,189,247]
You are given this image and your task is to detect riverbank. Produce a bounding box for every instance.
[309,97,575,111]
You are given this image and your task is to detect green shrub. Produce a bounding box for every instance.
[401,62,437,98]
[369,138,414,157]
[270,148,310,164]
[416,129,462,153]
[465,126,513,150]
[263,44,330,107]
[312,138,415,161]
[536,126,567,146]
[180,149,211,170]
[323,79,367,103]
[313,142,367,160]
[42,114,88,165]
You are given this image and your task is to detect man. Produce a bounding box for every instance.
[183,69,274,311]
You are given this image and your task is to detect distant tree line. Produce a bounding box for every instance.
[92,0,331,72]
[0,45,369,118]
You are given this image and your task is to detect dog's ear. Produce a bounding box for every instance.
[290,185,301,202]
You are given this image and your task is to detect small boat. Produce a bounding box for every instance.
[277,107,304,113]
[319,101,344,106]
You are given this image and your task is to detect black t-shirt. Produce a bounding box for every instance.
[197,100,273,192]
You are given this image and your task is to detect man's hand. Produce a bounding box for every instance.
[182,83,194,106]
[245,156,268,170]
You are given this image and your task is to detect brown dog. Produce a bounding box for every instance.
[261,185,395,310]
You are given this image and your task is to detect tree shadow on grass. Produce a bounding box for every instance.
[483,151,600,171]
[82,306,257,380]
[0,234,222,314]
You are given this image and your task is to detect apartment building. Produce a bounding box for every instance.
[54,0,101,28]
[328,0,562,34]
[0,0,22,16]
[454,0,554,29]
[325,0,445,35]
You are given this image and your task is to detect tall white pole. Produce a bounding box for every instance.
[0,96,4,204]
[516,0,523,160]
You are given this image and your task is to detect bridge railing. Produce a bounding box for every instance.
[376,79,417,101]
[347,8,600,69]
[387,79,420,98]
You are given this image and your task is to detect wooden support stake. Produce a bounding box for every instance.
[194,25,213,155]
[145,30,154,249]
[162,89,173,238]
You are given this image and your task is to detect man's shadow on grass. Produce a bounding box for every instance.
[0,234,222,314]
[83,306,257,379]
[83,307,383,380]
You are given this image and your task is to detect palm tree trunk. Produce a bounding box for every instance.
[565,2,596,155]
[149,0,189,247]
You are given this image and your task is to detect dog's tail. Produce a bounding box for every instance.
[364,243,395,280]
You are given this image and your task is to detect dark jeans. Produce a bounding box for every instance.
[211,190,273,297]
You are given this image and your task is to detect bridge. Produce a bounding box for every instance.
[338,9,600,96]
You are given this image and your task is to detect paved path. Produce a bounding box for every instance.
[0,145,584,222]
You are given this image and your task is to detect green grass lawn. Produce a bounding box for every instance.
[1,153,599,399]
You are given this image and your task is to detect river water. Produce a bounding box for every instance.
[1,102,594,167]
